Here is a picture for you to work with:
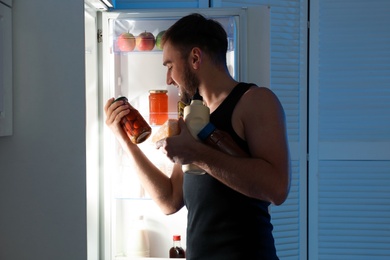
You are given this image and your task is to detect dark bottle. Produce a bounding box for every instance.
[169,235,185,258]
[113,97,152,144]
[197,122,249,157]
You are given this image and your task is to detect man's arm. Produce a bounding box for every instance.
[159,87,291,205]
[104,98,185,214]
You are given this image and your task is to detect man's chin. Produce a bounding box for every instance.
[179,89,191,105]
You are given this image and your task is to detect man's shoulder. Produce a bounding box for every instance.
[242,85,277,101]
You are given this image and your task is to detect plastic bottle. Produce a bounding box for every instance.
[197,122,249,157]
[182,89,210,174]
[125,215,150,257]
[169,235,185,258]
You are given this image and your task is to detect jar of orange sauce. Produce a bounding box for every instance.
[149,90,168,125]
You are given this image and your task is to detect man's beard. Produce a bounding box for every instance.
[180,62,200,104]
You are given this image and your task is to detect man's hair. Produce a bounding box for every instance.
[162,13,228,65]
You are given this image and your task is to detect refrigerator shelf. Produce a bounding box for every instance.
[113,49,163,54]
[114,197,152,201]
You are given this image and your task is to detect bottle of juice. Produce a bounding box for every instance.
[197,122,249,157]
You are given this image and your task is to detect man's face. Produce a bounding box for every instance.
[163,41,200,103]
[182,60,200,102]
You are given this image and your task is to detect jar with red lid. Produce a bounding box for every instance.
[149,90,168,125]
[114,97,152,144]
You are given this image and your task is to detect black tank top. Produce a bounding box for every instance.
[183,83,279,260]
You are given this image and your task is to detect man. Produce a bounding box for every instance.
[105,13,290,260]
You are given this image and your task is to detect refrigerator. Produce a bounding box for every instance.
[85,2,270,259]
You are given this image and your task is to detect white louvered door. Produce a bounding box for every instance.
[309,0,390,259]
[212,0,309,259]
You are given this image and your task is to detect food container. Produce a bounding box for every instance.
[114,97,152,144]
[149,90,168,125]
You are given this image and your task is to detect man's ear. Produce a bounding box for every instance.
[190,47,202,69]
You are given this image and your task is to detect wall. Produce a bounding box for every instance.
[0,0,87,259]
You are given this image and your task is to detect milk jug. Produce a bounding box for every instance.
[182,89,210,174]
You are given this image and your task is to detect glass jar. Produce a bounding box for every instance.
[149,90,168,125]
[114,97,151,144]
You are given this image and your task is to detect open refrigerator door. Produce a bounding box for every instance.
[100,10,240,259]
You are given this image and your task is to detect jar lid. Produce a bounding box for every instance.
[149,90,168,93]
[197,122,216,141]
[113,96,128,102]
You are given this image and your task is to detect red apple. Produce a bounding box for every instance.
[117,32,136,52]
[136,31,156,51]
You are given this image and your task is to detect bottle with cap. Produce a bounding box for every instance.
[182,89,210,174]
[197,122,249,157]
[169,235,185,258]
